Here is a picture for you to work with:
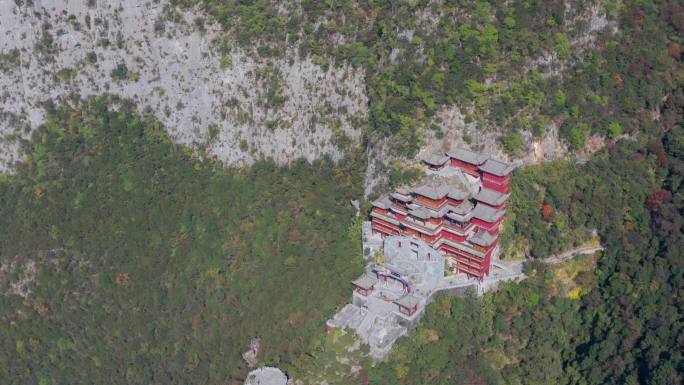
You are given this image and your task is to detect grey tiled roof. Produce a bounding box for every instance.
[409,207,432,220]
[472,203,505,223]
[371,195,392,209]
[391,192,413,203]
[447,148,488,165]
[446,211,473,222]
[480,158,515,176]
[352,275,378,289]
[423,154,449,166]
[447,189,468,200]
[474,188,510,206]
[394,294,421,309]
[411,182,450,200]
[411,180,468,201]
[451,200,474,215]
[469,231,497,247]
[370,211,401,225]
[438,238,485,258]
[396,186,411,195]
[406,203,420,211]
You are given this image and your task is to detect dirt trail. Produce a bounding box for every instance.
[544,245,605,265]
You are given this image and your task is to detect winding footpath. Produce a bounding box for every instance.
[544,245,605,265]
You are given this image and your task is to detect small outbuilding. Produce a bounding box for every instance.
[352,275,378,296]
[423,154,450,171]
[394,294,421,317]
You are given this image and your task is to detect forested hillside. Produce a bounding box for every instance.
[0,97,365,384]
[173,0,682,160]
[3,104,681,385]
[3,0,682,175]
[0,1,683,384]
[367,132,683,384]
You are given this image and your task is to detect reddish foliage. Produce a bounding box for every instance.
[229,294,242,309]
[647,142,668,168]
[458,358,487,385]
[667,4,684,31]
[541,204,554,219]
[668,43,682,60]
[628,61,642,75]
[661,93,680,129]
[289,228,302,242]
[359,367,369,385]
[279,340,289,353]
[634,9,646,28]
[646,189,672,211]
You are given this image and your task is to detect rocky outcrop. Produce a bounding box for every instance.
[417,105,568,169]
[0,0,618,185]
[0,0,367,172]
[244,367,288,385]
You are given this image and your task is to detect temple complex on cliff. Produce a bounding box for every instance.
[370,148,514,280]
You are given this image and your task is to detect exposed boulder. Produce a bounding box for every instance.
[244,367,288,385]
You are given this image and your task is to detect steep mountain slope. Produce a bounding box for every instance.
[1,0,636,177]
[0,98,366,383]
[0,0,367,172]
[0,1,682,384]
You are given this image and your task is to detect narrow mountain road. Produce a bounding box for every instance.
[544,245,605,265]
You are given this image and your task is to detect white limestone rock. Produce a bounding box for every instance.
[244,367,288,385]
[0,0,367,173]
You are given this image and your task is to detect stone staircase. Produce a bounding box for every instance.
[356,312,377,341]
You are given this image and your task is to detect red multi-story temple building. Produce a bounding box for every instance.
[370,149,514,279]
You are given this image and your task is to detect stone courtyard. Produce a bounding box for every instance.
[327,228,524,359]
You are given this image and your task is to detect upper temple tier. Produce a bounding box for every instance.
[370,148,514,279]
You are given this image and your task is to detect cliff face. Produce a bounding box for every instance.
[0,0,367,172]
[0,0,619,180]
